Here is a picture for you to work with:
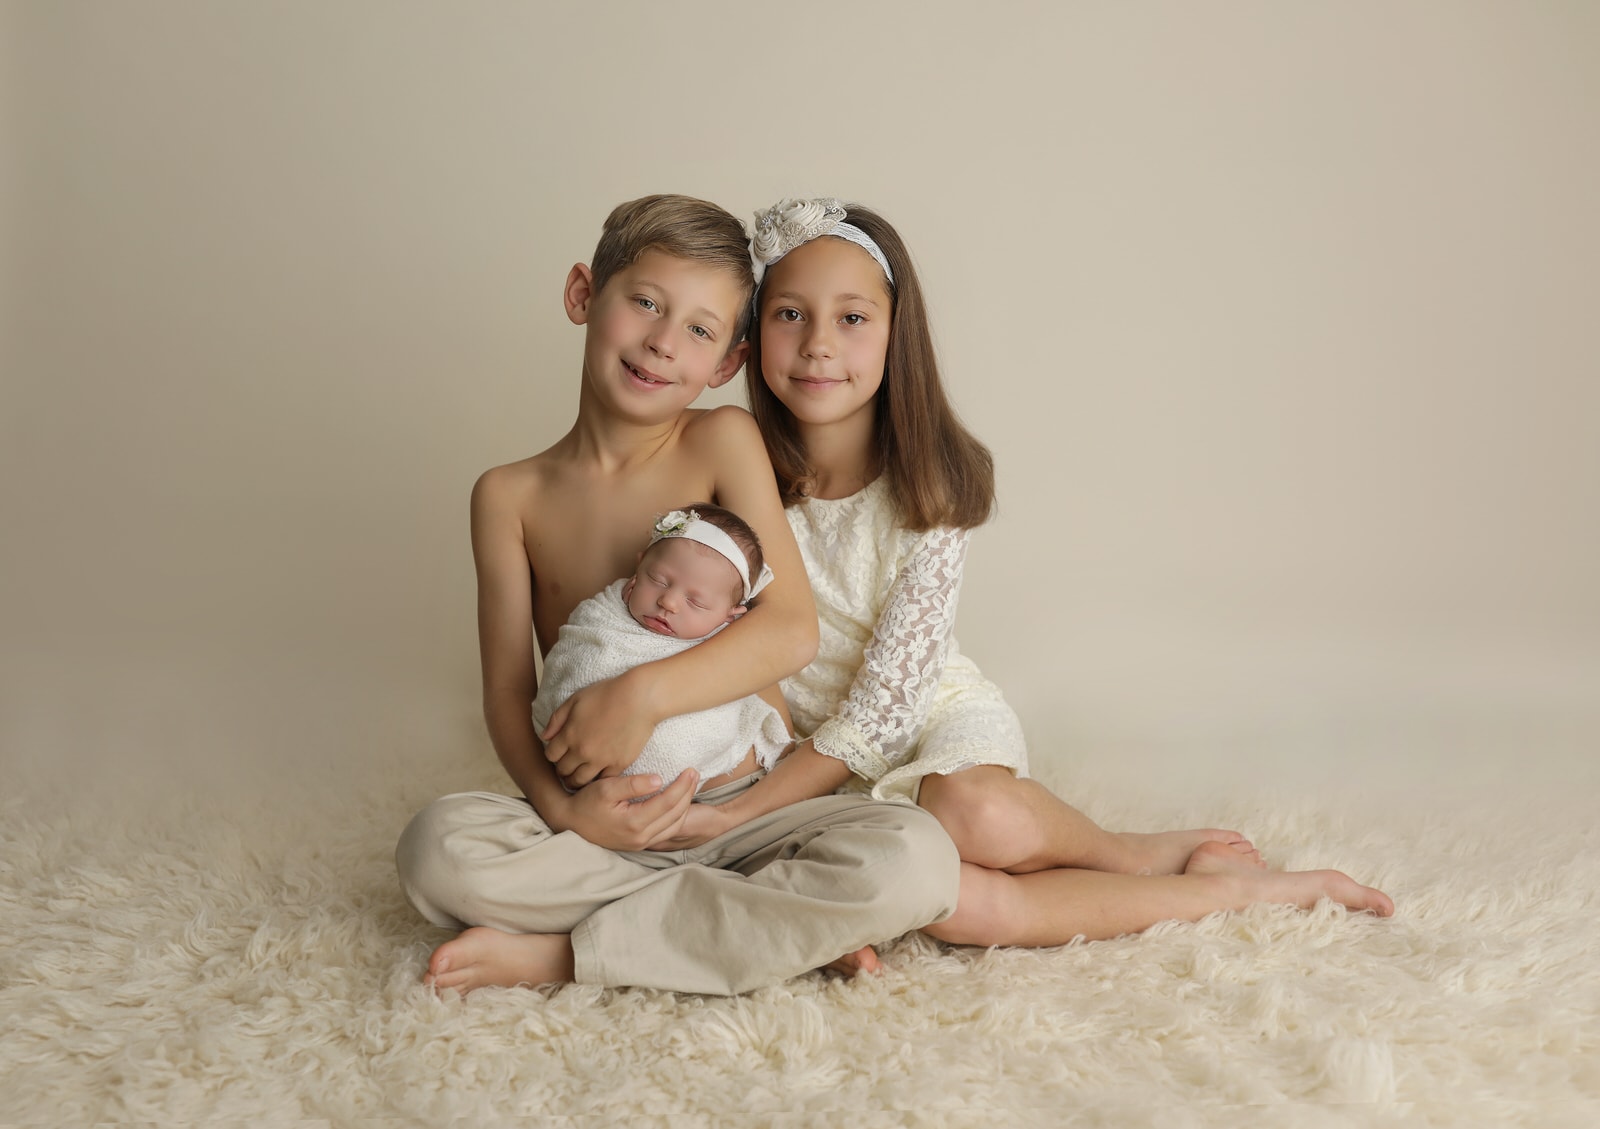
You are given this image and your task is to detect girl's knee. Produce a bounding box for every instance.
[920,769,1043,870]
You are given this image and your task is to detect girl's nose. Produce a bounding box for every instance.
[800,327,833,360]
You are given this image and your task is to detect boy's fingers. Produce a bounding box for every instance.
[556,754,599,786]
[632,771,697,834]
[642,796,694,845]
[541,700,571,742]
[585,773,665,805]
[602,773,664,800]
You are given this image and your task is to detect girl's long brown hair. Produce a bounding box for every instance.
[745,204,995,532]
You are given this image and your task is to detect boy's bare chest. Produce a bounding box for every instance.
[525,467,719,647]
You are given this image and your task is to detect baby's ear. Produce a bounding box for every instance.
[726,604,749,622]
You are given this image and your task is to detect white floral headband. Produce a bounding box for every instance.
[749,197,895,288]
[650,509,775,603]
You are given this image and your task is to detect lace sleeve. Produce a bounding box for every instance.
[810,526,970,782]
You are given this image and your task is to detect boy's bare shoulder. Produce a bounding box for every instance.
[679,404,764,455]
[473,450,561,503]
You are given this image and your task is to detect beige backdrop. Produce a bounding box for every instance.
[4,2,1597,808]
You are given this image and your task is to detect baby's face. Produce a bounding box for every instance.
[623,537,746,640]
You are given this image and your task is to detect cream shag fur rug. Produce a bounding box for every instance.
[3,736,1596,1128]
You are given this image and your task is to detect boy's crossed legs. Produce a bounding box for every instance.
[395,777,959,996]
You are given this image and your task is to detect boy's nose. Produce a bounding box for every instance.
[645,324,678,359]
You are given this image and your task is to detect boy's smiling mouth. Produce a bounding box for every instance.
[623,360,670,386]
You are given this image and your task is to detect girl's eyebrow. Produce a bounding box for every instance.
[767,290,883,309]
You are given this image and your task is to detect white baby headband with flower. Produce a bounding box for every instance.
[750,197,895,288]
[650,509,775,603]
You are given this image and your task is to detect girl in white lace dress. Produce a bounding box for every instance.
[728,198,1392,949]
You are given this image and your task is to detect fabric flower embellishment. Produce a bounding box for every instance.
[751,197,846,276]
[653,509,696,538]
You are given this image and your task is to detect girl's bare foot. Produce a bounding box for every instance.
[823,944,881,977]
[424,926,575,995]
[1114,829,1257,875]
[1181,836,1265,871]
[1184,841,1395,917]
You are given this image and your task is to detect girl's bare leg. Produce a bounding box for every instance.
[919,765,1258,875]
[923,841,1393,948]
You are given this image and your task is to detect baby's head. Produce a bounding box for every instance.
[623,503,772,640]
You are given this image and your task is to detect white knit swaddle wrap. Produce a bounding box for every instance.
[531,580,790,787]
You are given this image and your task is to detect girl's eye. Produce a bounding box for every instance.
[636,297,658,312]
[688,325,711,340]
[774,307,801,323]
[689,600,707,610]
[841,313,866,327]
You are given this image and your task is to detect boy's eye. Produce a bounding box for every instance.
[688,325,711,340]
[636,297,658,312]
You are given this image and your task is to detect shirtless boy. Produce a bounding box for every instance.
[395,195,959,996]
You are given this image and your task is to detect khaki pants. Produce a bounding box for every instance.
[394,773,960,995]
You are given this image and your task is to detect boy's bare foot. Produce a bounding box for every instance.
[823,944,881,977]
[424,926,575,995]
[1114,829,1257,875]
[1184,841,1395,917]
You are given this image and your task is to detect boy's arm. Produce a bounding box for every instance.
[543,408,821,786]
[471,469,698,849]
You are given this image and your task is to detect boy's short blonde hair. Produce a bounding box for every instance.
[591,195,756,343]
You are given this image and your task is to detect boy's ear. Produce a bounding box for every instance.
[564,263,596,325]
[708,340,750,389]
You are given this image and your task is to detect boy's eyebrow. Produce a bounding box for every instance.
[635,279,731,330]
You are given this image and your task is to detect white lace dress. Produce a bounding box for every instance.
[782,477,1028,804]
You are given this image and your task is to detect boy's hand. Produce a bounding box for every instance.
[542,672,658,787]
[643,798,742,851]
[548,770,698,851]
